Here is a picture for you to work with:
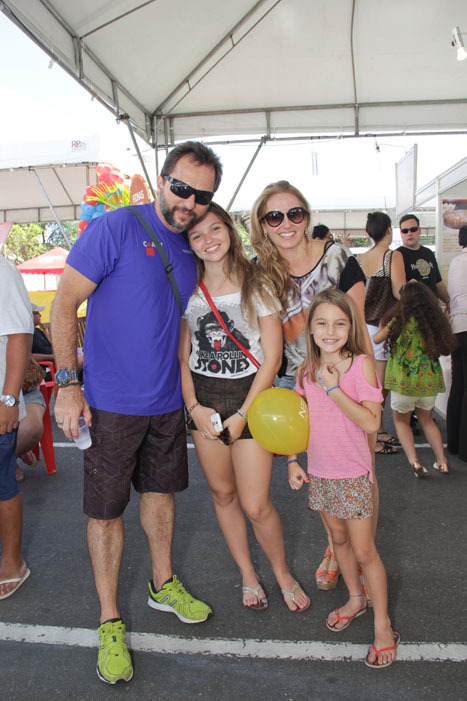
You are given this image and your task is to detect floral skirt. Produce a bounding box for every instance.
[308,474,373,520]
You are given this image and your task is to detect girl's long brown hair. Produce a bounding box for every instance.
[249,180,311,313]
[296,288,366,388]
[189,202,278,325]
[381,281,457,359]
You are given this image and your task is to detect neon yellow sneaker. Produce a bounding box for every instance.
[96,620,133,684]
[148,575,212,623]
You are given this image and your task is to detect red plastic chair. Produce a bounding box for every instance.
[31,361,56,475]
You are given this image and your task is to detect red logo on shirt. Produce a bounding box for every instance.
[146,248,155,256]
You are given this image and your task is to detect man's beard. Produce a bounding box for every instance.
[159,189,201,231]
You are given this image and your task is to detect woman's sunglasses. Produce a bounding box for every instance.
[262,207,308,228]
[400,226,419,234]
[164,176,214,205]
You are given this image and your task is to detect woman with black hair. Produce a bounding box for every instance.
[357,212,406,454]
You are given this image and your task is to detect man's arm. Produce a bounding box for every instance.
[51,264,97,440]
[0,333,32,434]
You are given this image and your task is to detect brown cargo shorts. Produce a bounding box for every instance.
[83,406,188,519]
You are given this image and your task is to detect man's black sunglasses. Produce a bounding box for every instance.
[164,176,214,205]
[400,226,419,234]
[262,207,308,228]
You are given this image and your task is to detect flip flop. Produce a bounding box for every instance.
[326,605,367,632]
[242,583,268,610]
[281,581,311,612]
[0,568,31,600]
[377,433,401,447]
[375,442,398,455]
[365,632,401,669]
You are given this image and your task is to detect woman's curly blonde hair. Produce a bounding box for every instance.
[249,180,311,313]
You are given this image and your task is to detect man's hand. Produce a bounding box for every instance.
[0,405,19,434]
[54,385,91,440]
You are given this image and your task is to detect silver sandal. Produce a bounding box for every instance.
[280,581,310,612]
[242,583,268,610]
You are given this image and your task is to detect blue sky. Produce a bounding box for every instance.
[1,12,466,212]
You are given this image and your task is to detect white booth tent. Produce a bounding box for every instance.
[3,0,467,157]
[0,162,97,226]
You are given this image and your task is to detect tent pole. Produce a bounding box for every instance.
[227,137,266,211]
[121,116,156,200]
[32,169,71,249]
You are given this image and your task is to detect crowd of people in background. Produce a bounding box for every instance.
[1,140,465,683]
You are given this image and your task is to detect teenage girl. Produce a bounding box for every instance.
[178,202,310,613]
[373,281,457,477]
[288,288,399,668]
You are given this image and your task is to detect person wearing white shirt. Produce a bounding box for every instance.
[0,253,34,599]
[447,225,467,461]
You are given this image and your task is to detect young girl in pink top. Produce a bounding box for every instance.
[288,288,400,668]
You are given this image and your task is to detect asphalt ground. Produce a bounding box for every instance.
[1,405,466,700]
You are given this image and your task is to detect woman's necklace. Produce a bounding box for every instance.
[202,274,237,297]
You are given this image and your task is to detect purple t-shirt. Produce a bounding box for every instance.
[67,204,197,415]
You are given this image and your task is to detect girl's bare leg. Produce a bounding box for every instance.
[192,432,263,607]
[322,512,365,629]
[232,439,309,611]
[346,518,396,666]
[393,409,417,465]
[416,407,448,465]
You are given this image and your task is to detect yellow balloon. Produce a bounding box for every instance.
[248,388,309,454]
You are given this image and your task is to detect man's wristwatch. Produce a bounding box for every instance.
[1,394,19,407]
[55,369,79,388]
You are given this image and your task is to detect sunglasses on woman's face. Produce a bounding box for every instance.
[164,176,214,205]
[261,207,308,227]
[400,226,419,234]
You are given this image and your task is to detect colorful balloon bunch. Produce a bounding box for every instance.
[78,163,130,235]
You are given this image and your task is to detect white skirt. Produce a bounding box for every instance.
[367,323,389,362]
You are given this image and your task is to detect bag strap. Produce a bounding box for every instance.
[128,205,182,313]
[383,249,393,277]
[199,281,261,369]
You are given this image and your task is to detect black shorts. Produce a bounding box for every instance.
[83,407,188,520]
[187,372,255,440]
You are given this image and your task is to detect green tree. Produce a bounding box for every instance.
[3,223,47,265]
[46,221,79,247]
[3,221,80,265]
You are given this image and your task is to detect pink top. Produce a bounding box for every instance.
[295,354,382,483]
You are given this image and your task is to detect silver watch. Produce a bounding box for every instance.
[55,369,79,388]
[1,394,19,407]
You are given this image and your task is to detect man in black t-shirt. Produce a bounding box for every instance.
[397,214,450,309]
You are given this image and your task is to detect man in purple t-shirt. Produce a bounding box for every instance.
[51,142,222,685]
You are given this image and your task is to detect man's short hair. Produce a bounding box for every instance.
[160,141,223,192]
[399,213,420,228]
[459,225,467,248]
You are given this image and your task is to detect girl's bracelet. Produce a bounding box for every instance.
[287,459,299,465]
[326,385,339,396]
[237,409,248,419]
[187,401,199,415]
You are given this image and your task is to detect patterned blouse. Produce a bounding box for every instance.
[282,243,363,375]
[385,317,445,396]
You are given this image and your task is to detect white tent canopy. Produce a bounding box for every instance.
[3,0,467,150]
[0,162,96,224]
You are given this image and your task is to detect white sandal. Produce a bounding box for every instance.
[242,583,268,610]
[280,581,310,612]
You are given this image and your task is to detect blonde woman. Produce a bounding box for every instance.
[250,181,373,592]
